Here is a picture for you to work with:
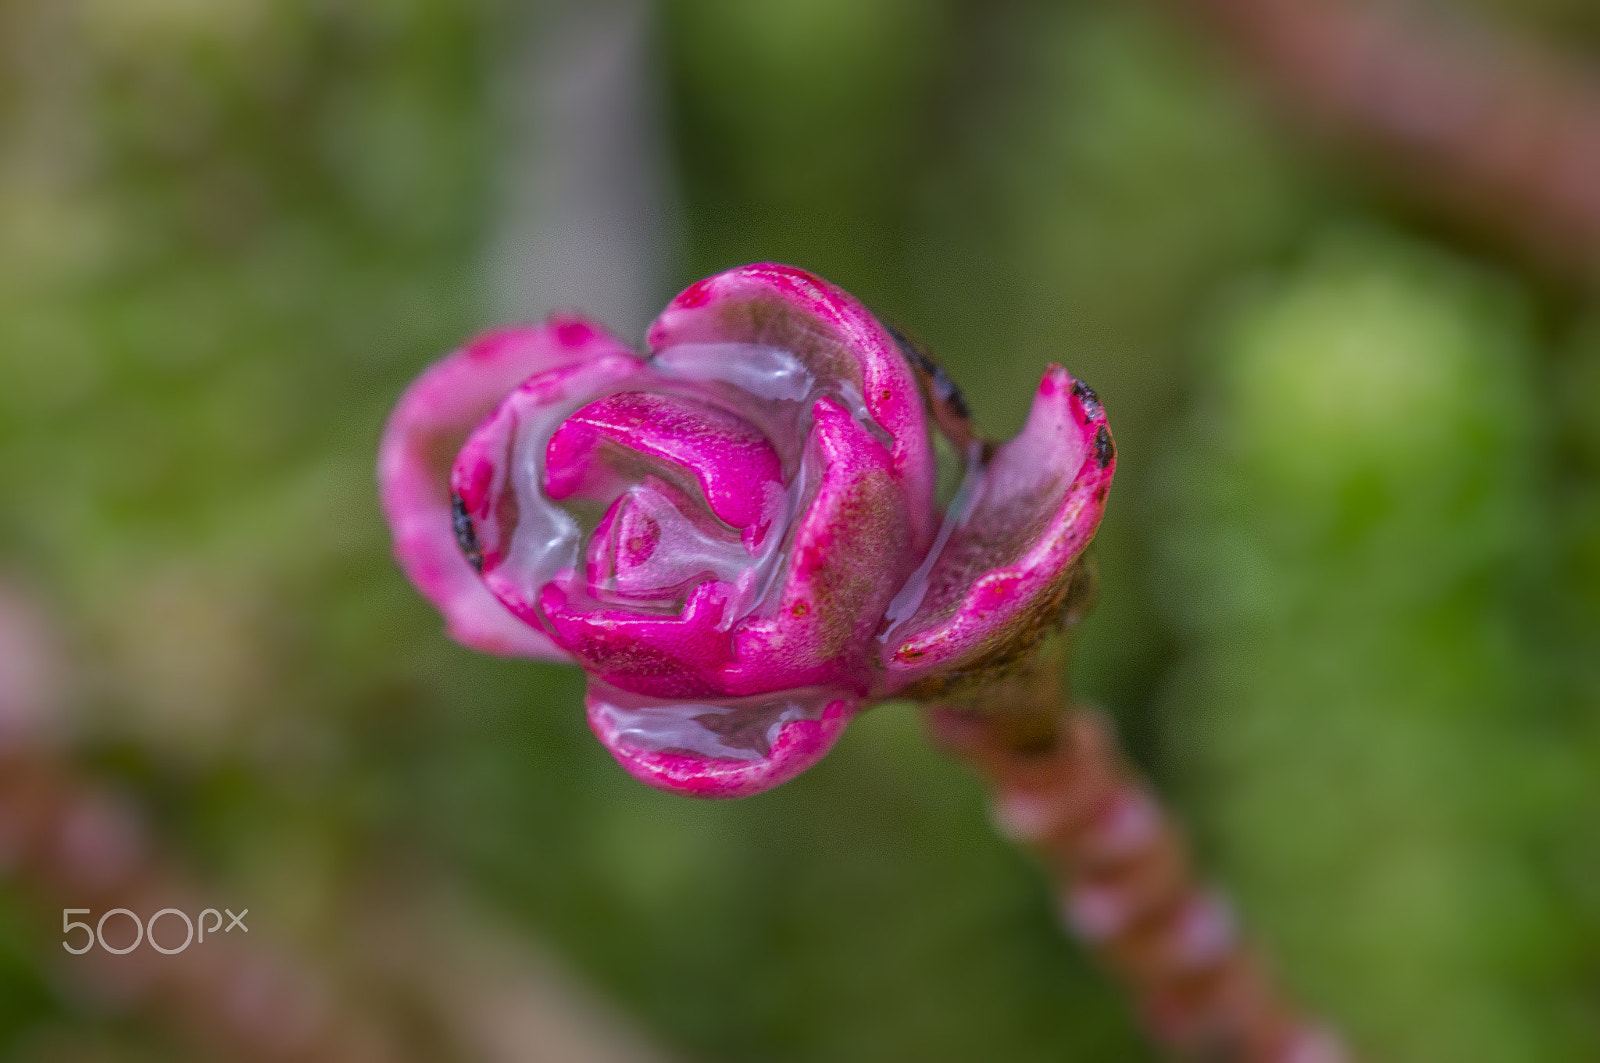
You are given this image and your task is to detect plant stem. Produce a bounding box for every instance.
[924,646,1348,1062]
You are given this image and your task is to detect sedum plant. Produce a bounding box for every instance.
[379,262,1115,797]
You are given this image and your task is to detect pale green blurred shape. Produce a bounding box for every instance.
[1158,233,1593,1061]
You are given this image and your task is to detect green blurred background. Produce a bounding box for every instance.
[2,1,1599,1060]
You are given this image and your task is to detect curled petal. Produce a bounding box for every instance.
[725,397,913,697]
[586,483,670,598]
[647,263,937,555]
[539,579,735,699]
[881,366,1115,694]
[545,391,784,540]
[586,683,857,799]
[583,476,756,603]
[452,354,654,585]
[378,319,634,658]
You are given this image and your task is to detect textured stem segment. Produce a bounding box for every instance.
[925,657,1347,1062]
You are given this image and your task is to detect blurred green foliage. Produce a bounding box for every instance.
[1155,233,1593,1061]
[2,0,1598,1060]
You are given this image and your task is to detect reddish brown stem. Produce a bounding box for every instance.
[1177,0,1600,277]
[925,654,1346,1062]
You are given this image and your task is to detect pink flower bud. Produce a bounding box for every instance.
[379,264,1114,797]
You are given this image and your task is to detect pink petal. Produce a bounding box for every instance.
[646,263,938,555]
[724,397,914,697]
[450,354,649,578]
[586,683,857,799]
[585,476,749,603]
[586,488,664,594]
[537,579,736,699]
[544,391,784,539]
[378,319,634,659]
[881,366,1115,690]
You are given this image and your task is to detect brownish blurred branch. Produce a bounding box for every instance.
[0,755,403,1063]
[926,647,1345,1062]
[1176,0,1600,278]
[0,584,391,1061]
[1,585,671,1063]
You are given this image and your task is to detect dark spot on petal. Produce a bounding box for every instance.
[1093,427,1114,469]
[452,492,484,573]
[886,323,973,422]
[792,602,809,617]
[1095,485,1108,503]
[886,323,930,372]
[933,365,970,419]
[1072,379,1101,419]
